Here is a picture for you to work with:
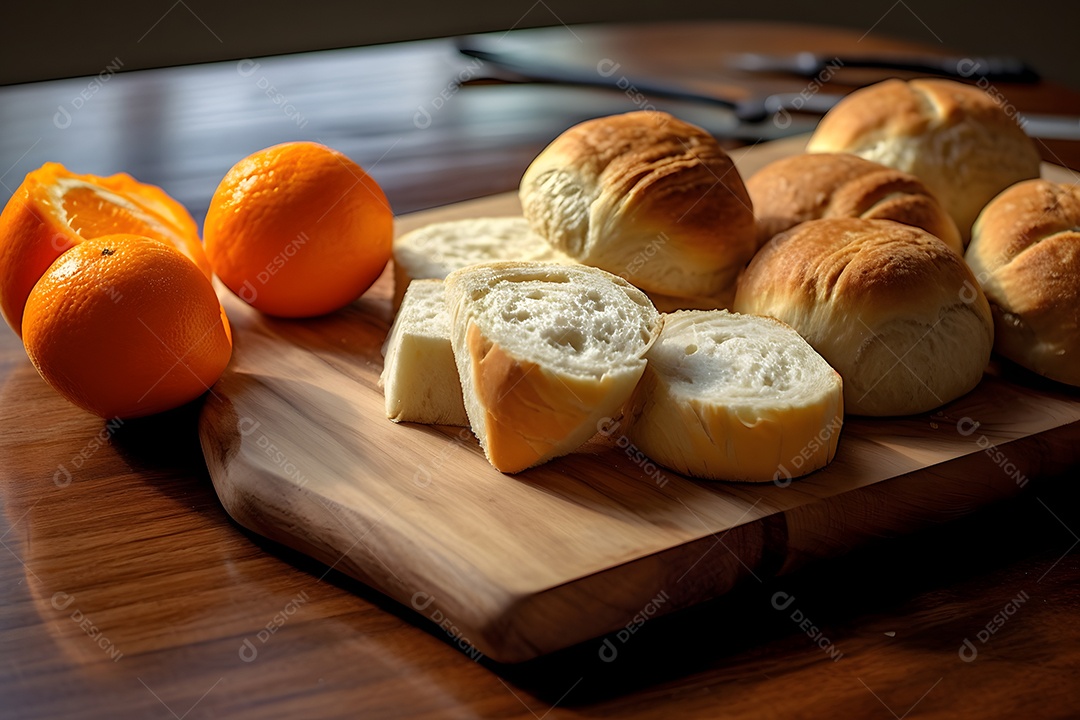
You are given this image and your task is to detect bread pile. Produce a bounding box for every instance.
[381,82,1070,480]
[382,259,843,480]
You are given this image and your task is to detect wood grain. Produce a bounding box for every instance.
[4,22,1080,720]
[198,137,1080,662]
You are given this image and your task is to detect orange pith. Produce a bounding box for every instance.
[22,234,231,419]
[203,141,393,318]
[0,163,211,335]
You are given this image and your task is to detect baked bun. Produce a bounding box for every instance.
[392,217,568,308]
[747,152,962,254]
[444,262,661,473]
[629,310,843,482]
[967,180,1080,386]
[519,111,756,299]
[380,279,467,426]
[806,78,1041,240]
[733,218,993,416]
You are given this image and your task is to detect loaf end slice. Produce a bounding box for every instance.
[380,279,468,426]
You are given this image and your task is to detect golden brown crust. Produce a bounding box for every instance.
[520,111,756,298]
[734,217,994,416]
[588,113,752,258]
[806,79,1041,240]
[469,324,552,473]
[967,180,1080,385]
[747,153,962,252]
[467,323,612,473]
[808,79,1028,153]
[740,217,971,323]
[970,180,1080,269]
[808,79,930,154]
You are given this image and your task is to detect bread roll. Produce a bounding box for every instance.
[967,180,1080,386]
[806,78,1041,240]
[733,218,993,416]
[747,152,962,254]
[519,111,756,299]
[380,279,468,426]
[629,310,843,483]
[444,262,661,473]
[392,217,568,308]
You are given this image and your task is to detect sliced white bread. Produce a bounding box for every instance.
[394,216,734,314]
[629,310,843,483]
[444,261,662,474]
[392,217,570,308]
[380,279,468,426]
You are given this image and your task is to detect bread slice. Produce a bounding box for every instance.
[392,217,569,308]
[380,279,468,426]
[629,310,843,482]
[394,216,735,314]
[444,261,662,473]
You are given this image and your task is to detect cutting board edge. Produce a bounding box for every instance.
[472,416,1080,661]
[199,405,1080,663]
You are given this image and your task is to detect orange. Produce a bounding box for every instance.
[22,234,231,419]
[203,141,393,317]
[0,163,211,336]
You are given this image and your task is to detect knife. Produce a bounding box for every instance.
[456,41,1080,140]
[733,52,1040,84]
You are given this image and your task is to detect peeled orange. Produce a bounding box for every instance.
[0,163,211,335]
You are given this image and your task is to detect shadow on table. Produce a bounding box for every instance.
[108,396,1080,709]
[375,472,1079,707]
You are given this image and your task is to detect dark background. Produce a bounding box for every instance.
[1,0,1078,88]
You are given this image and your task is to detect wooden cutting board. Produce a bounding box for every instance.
[198,137,1080,663]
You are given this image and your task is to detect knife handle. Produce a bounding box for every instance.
[842,55,1040,83]
[957,56,1041,83]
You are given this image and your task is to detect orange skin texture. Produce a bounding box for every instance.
[0,163,211,335]
[22,234,232,419]
[203,141,393,318]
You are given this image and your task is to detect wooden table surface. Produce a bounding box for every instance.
[2,21,1080,720]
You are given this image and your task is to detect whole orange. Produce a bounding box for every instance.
[22,234,232,419]
[0,163,211,336]
[203,141,393,317]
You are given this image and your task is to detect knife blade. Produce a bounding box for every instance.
[733,52,1040,84]
[456,42,773,122]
